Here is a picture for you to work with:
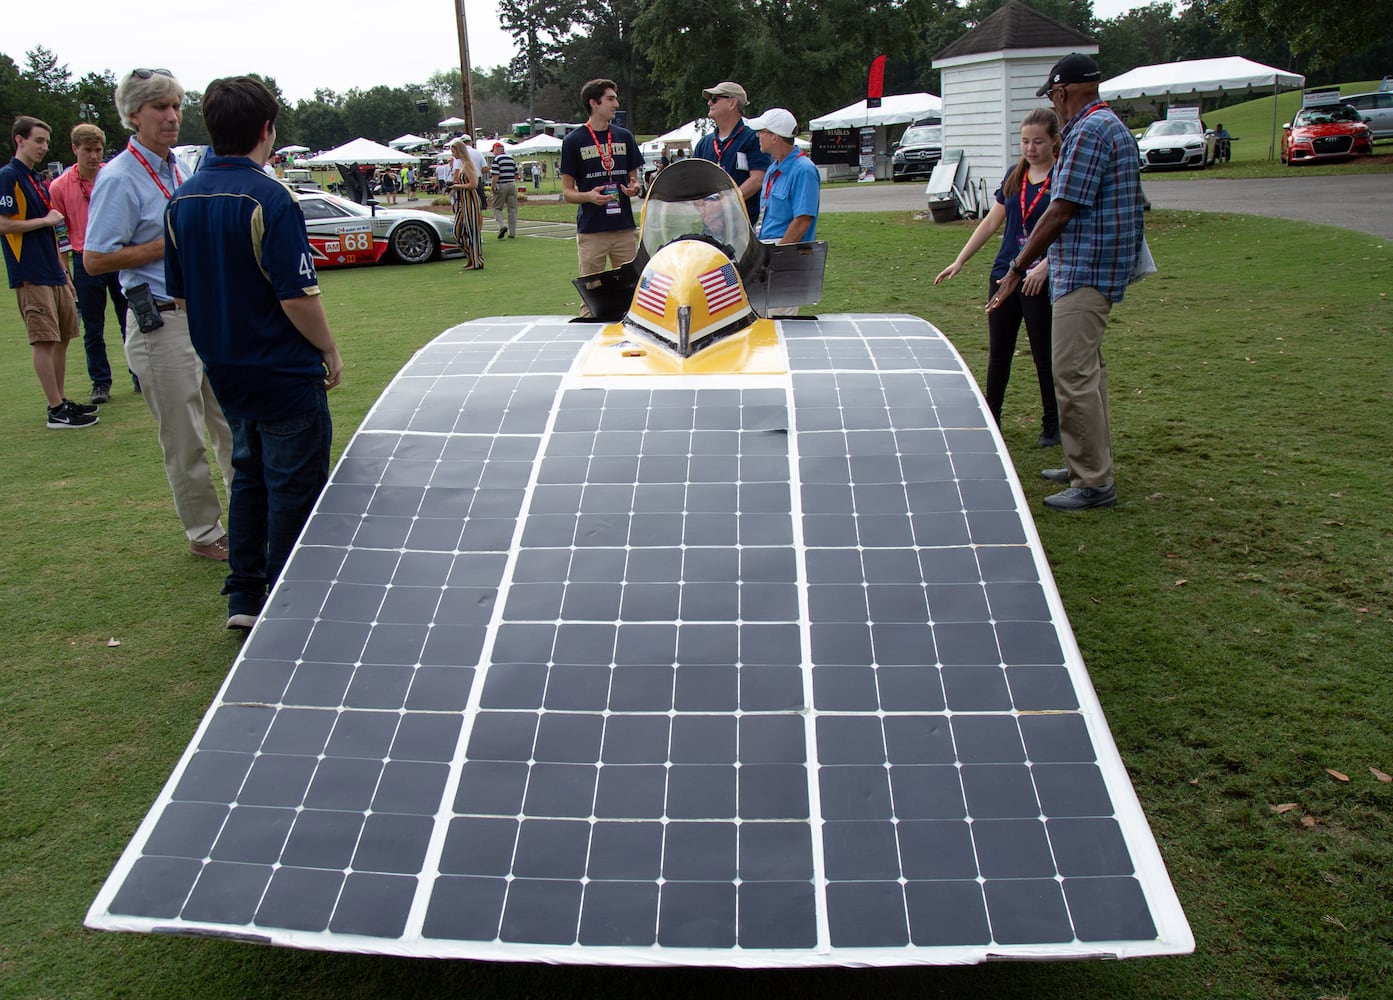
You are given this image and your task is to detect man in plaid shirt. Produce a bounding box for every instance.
[989,53,1145,512]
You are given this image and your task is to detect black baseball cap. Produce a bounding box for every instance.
[1036,53,1102,96]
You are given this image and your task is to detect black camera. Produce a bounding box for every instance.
[127,282,165,333]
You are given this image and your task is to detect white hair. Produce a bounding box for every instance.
[114,71,185,132]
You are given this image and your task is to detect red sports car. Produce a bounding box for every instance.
[1280,104,1374,165]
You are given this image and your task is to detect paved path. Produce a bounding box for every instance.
[821,174,1393,240]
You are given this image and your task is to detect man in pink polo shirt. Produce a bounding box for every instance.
[50,123,133,405]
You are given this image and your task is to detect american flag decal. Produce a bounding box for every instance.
[634,271,674,315]
[699,263,743,313]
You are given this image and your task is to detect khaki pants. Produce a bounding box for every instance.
[124,308,234,545]
[490,181,518,235]
[1051,286,1114,489]
[576,229,639,317]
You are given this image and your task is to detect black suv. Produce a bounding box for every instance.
[891,122,944,182]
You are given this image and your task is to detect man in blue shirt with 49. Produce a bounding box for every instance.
[165,76,344,631]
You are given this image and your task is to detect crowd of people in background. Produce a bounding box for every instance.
[1,50,1142,637]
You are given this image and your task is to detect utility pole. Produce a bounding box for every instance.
[455,0,475,138]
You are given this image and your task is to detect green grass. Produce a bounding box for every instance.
[1,208,1390,999]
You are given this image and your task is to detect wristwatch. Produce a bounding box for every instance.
[1010,259,1029,278]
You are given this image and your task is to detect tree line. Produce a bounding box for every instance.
[0,49,536,158]
[4,0,1389,165]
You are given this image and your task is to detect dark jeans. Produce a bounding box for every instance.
[224,387,332,617]
[986,276,1058,434]
[71,250,130,389]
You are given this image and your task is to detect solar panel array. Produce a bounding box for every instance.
[87,315,1191,966]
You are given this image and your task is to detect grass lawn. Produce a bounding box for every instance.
[1,207,1390,999]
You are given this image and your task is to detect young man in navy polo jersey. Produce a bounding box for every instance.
[0,115,98,427]
[165,76,344,630]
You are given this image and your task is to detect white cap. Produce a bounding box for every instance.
[746,108,797,140]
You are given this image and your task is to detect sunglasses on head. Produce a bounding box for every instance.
[131,68,173,80]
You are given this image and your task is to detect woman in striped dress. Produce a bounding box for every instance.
[449,138,484,270]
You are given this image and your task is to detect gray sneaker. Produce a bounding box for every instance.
[1040,468,1070,485]
[1043,485,1118,511]
[91,385,112,404]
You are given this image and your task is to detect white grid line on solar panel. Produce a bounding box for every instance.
[403,316,607,938]
[86,316,1192,963]
[412,381,813,947]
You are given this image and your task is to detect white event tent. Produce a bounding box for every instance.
[809,93,941,179]
[388,133,431,150]
[506,133,564,154]
[809,93,942,130]
[437,116,466,128]
[305,138,418,165]
[1100,57,1305,159]
[640,118,714,157]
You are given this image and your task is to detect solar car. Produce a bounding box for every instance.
[88,159,1192,970]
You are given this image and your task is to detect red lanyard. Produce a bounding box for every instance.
[763,150,803,200]
[25,164,53,212]
[712,124,744,161]
[1019,174,1049,227]
[585,123,615,172]
[1070,101,1113,133]
[126,140,181,200]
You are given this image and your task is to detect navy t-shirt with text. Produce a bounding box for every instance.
[560,125,644,234]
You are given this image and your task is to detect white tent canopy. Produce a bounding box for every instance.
[1101,57,1305,160]
[437,116,466,128]
[1100,56,1304,101]
[388,133,431,149]
[640,119,714,156]
[305,138,418,165]
[276,144,310,155]
[505,133,563,154]
[810,93,941,130]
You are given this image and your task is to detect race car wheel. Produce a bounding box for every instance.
[390,222,438,265]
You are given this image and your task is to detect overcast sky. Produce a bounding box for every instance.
[8,0,1155,107]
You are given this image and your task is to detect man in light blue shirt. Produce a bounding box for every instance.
[747,107,819,245]
[85,68,233,562]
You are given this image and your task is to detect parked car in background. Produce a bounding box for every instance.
[891,122,943,182]
[1137,119,1216,170]
[282,168,321,192]
[1340,91,1393,140]
[296,190,461,267]
[1280,104,1374,165]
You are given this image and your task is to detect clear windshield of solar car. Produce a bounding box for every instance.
[638,159,753,264]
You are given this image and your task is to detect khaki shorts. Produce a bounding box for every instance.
[17,282,79,345]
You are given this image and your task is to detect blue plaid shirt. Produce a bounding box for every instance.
[1048,101,1145,304]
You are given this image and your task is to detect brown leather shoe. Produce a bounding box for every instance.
[190,534,230,561]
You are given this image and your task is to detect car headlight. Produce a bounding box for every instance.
[893,151,905,163]
[1184,141,1201,149]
